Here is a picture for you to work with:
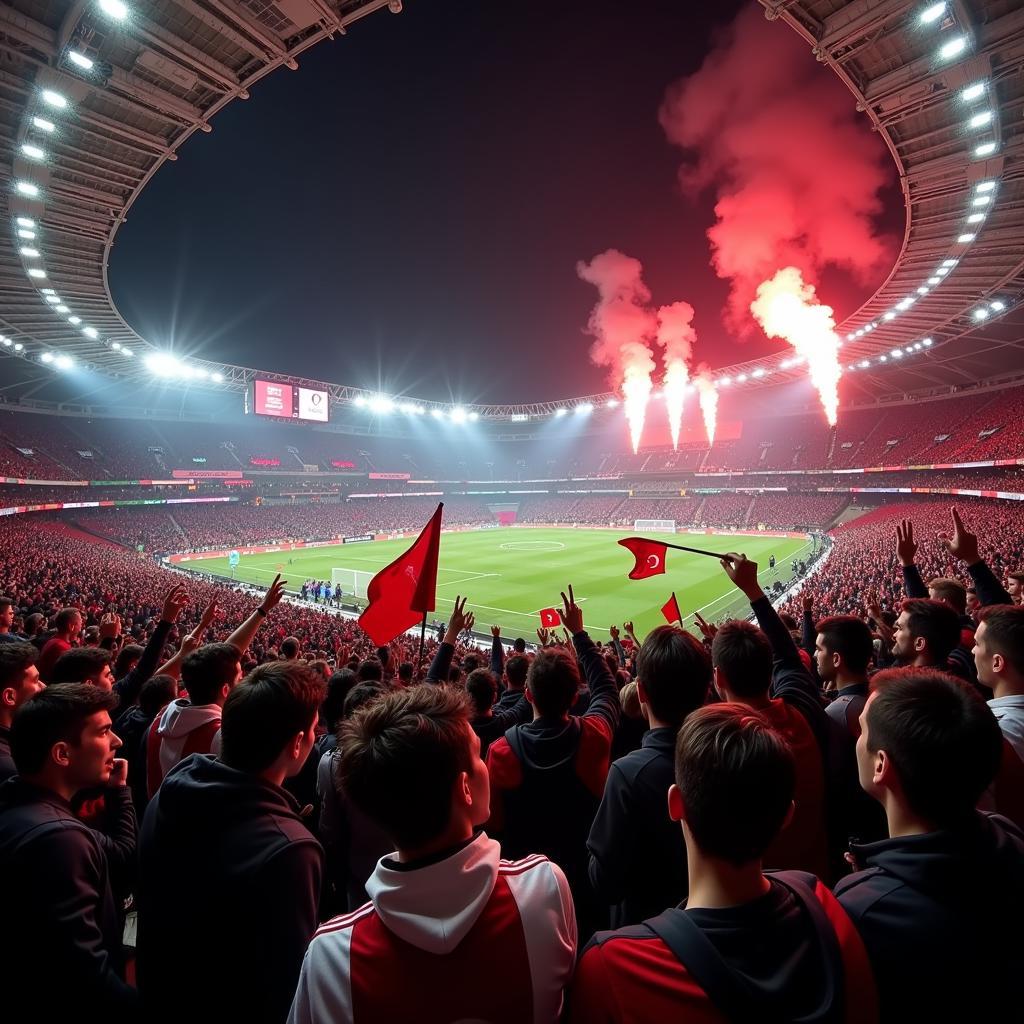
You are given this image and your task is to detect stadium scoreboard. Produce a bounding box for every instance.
[252,378,329,423]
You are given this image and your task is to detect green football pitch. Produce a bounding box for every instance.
[190,528,812,640]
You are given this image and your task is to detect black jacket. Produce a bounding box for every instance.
[835,812,1024,1021]
[137,754,323,1024]
[587,726,686,927]
[0,724,13,784]
[0,777,138,1016]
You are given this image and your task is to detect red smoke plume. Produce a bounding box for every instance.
[659,6,892,331]
[577,250,658,453]
[655,301,697,450]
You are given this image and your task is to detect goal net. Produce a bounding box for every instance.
[330,568,374,599]
[634,519,676,533]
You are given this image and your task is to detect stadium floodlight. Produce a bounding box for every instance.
[55,354,73,370]
[146,353,181,376]
[122,348,133,357]
[780,358,793,369]
[1,337,10,346]
[16,217,35,228]
[40,351,54,363]
[718,377,731,387]
[41,287,54,294]
[82,326,98,339]
[896,297,913,310]
[968,111,993,129]
[468,412,479,421]
[879,355,888,362]
[973,308,989,320]
[353,395,366,407]
[975,181,995,193]
[967,212,985,223]
[68,51,94,70]
[575,402,594,414]
[450,407,467,423]
[19,247,39,258]
[938,36,966,60]
[859,360,870,368]
[923,338,933,346]
[20,144,45,161]
[990,300,1005,311]
[554,408,567,417]
[68,316,81,324]
[974,142,996,156]
[920,2,946,24]
[883,311,896,320]
[605,399,618,408]
[891,348,904,358]
[27,268,46,278]
[936,268,950,277]
[31,116,55,133]
[40,89,68,109]
[111,341,120,350]
[751,368,766,378]
[17,229,36,240]
[430,408,443,419]
[957,233,975,243]
[972,195,991,207]
[14,343,23,351]
[941,258,958,267]
[44,295,60,304]
[55,305,69,313]
[15,181,39,197]
[211,371,222,381]
[736,373,748,383]
[917,286,929,295]
[99,0,129,19]
[960,82,985,102]
[368,394,393,414]
[510,413,529,422]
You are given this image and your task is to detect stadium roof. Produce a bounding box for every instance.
[1,0,1022,418]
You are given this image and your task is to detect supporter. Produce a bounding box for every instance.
[37,606,83,681]
[496,652,529,710]
[0,684,137,1015]
[0,641,44,782]
[587,625,711,927]
[138,660,325,1024]
[51,646,116,689]
[1007,570,1024,605]
[486,585,620,938]
[117,673,178,813]
[891,598,963,676]
[835,668,1024,1021]
[281,636,301,660]
[813,614,873,737]
[0,595,24,644]
[291,685,576,1024]
[570,705,876,1024]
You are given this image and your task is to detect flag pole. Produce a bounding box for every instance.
[416,610,427,681]
[658,540,735,560]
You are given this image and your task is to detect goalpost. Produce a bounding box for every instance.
[633,519,677,533]
[330,568,375,600]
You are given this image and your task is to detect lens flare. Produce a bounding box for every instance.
[696,374,718,446]
[750,267,841,426]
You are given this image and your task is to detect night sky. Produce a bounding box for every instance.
[110,0,901,405]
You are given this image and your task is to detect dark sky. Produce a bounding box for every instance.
[110,0,901,405]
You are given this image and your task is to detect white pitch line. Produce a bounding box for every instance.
[436,573,501,588]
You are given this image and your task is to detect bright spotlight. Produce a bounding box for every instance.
[960,82,985,101]
[55,354,73,370]
[40,351,54,363]
[82,326,98,339]
[15,181,39,197]
[40,89,68,109]
[450,407,467,423]
[605,399,619,408]
[27,268,46,278]
[68,316,81,324]
[68,51,94,70]
[31,116,55,133]
[974,142,996,156]
[990,300,1005,311]
[938,36,966,61]
[968,111,993,129]
[430,408,443,419]
[975,181,995,193]
[16,217,35,228]
[957,233,975,243]
[99,0,129,18]
[554,408,567,417]
[211,371,223,382]
[920,2,946,24]
[20,144,45,161]
[973,308,989,320]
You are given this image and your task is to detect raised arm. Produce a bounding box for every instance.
[489,624,504,677]
[563,585,620,733]
[938,506,1013,606]
[426,596,474,683]
[156,597,219,680]
[115,584,190,704]
[225,574,287,655]
[896,519,929,599]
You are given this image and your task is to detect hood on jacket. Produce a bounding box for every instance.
[365,832,500,955]
[156,698,221,739]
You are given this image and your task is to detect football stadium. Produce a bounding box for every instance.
[1,0,1023,1020]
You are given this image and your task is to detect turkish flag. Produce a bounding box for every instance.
[358,503,443,645]
[539,608,561,628]
[661,593,682,625]
[618,537,669,580]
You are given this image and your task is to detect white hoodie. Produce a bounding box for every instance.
[152,698,223,783]
[289,832,576,1023]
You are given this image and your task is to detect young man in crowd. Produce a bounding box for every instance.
[50,646,117,689]
[486,585,620,938]
[891,598,963,675]
[0,595,25,644]
[138,659,325,1024]
[570,704,876,1023]
[0,684,137,1015]
[836,668,1023,1020]
[587,625,712,927]
[711,555,833,879]
[1007,571,1024,605]
[146,576,286,793]
[290,685,576,1024]
[813,615,874,738]
[36,606,83,681]
[0,641,44,782]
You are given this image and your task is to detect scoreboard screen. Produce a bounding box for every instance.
[252,379,329,423]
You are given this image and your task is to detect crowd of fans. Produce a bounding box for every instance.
[0,482,1021,1020]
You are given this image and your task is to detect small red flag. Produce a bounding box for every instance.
[661,592,682,625]
[539,608,561,628]
[618,537,669,580]
[358,503,443,646]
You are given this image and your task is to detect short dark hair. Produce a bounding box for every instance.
[816,616,874,676]
[50,647,112,686]
[10,683,119,775]
[711,620,773,698]
[342,683,384,721]
[900,598,961,666]
[977,605,1024,674]
[465,668,497,716]
[375,646,390,667]
[462,654,481,675]
[927,577,968,615]
[513,637,526,653]
[0,595,14,613]
[181,643,241,704]
[398,661,414,683]
[338,685,473,848]
[220,661,324,774]
[54,608,81,632]
[505,654,529,689]
[636,626,711,726]
[322,669,357,731]
[0,642,37,688]
[139,674,178,719]
[675,704,795,866]
[114,644,144,678]
[280,637,300,659]
[356,658,383,683]
[526,649,580,717]
[866,668,1002,826]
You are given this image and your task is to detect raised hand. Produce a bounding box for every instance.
[609,625,620,641]
[260,574,287,614]
[537,627,549,646]
[895,519,917,567]
[802,594,814,613]
[623,621,636,638]
[109,758,128,788]
[448,595,473,635]
[864,591,883,620]
[99,612,122,639]
[693,611,717,641]
[936,506,980,566]
[491,624,501,637]
[560,584,584,636]
[161,583,190,624]
[721,553,762,599]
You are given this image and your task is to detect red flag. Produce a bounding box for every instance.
[539,608,561,628]
[358,503,443,646]
[661,592,682,625]
[618,537,669,580]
